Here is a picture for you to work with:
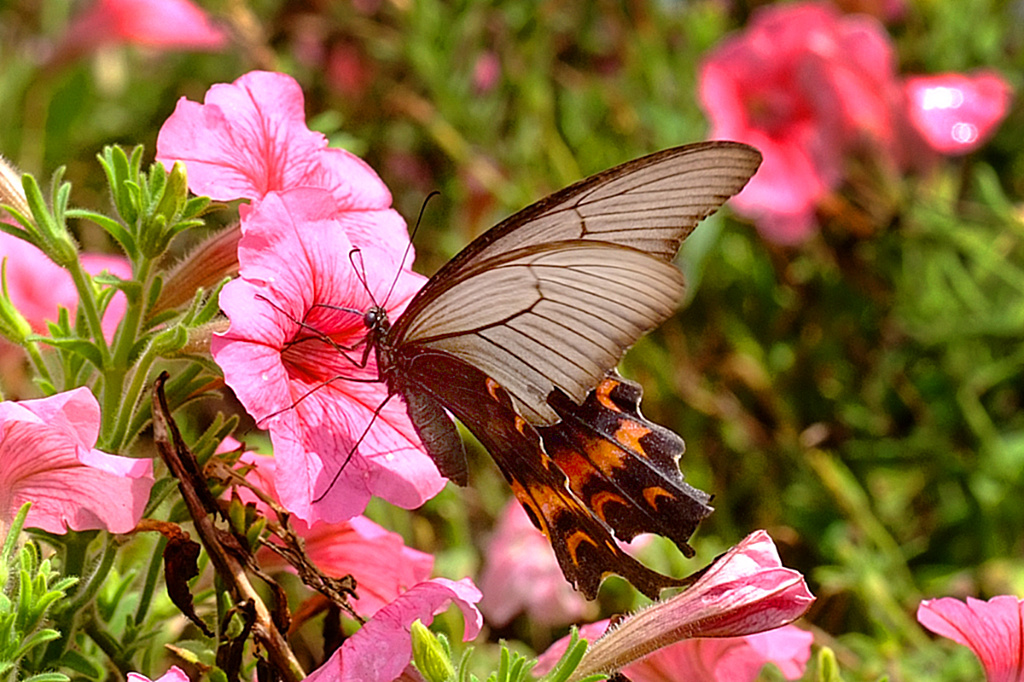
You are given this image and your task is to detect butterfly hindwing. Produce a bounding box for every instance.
[540,372,713,555]
[394,349,686,600]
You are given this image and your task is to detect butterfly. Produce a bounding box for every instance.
[364,141,762,598]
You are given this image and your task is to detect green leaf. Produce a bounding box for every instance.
[0,220,42,249]
[65,209,137,260]
[55,648,104,678]
[11,628,60,661]
[190,278,228,327]
[98,145,139,225]
[36,337,104,369]
[22,673,71,682]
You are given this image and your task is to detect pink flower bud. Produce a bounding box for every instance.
[569,531,815,681]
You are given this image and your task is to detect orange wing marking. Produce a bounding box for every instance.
[590,490,629,520]
[511,481,553,538]
[613,421,651,454]
[595,380,620,411]
[642,486,675,509]
[485,377,502,402]
[585,439,629,475]
[565,529,601,568]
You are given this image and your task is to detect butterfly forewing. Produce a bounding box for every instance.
[394,242,685,424]
[402,141,761,298]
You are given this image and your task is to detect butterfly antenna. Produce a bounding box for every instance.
[346,247,378,310]
[312,393,395,503]
[381,191,439,308]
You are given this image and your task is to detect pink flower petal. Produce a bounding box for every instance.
[211,188,440,523]
[918,596,1024,682]
[0,388,154,533]
[566,531,814,679]
[235,451,434,617]
[156,71,391,210]
[60,0,227,55]
[305,578,482,682]
[298,516,435,617]
[621,627,814,682]
[127,666,190,682]
[536,621,813,681]
[904,71,1012,155]
[479,501,595,627]
[668,530,815,638]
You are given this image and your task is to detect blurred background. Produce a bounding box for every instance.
[1,0,1022,679]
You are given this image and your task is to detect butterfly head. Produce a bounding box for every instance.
[363,305,391,335]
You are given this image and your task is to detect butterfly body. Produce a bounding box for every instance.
[364,141,761,598]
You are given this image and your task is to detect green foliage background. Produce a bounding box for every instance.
[1,0,1023,679]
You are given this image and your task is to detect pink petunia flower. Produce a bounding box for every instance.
[304,577,482,682]
[918,595,1024,681]
[232,448,434,617]
[472,52,501,94]
[127,666,190,682]
[904,71,1012,156]
[699,2,903,243]
[57,0,227,58]
[155,72,410,251]
[540,531,814,680]
[326,44,375,100]
[211,187,440,523]
[536,620,813,682]
[0,387,154,534]
[0,231,131,339]
[478,501,595,628]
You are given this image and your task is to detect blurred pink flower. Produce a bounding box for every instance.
[478,501,596,627]
[472,52,501,93]
[918,595,1024,682]
[549,531,814,680]
[156,71,410,258]
[904,71,1012,155]
[0,231,130,338]
[305,577,482,682]
[233,449,433,617]
[127,666,189,682]
[699,2,902,243]
[327,44,375,99]
[58,0,227,57]
[211,188,438,524]
[0,387,153,534]
[536,620,813,682]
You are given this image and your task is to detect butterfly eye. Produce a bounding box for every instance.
[363,306,385,330]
